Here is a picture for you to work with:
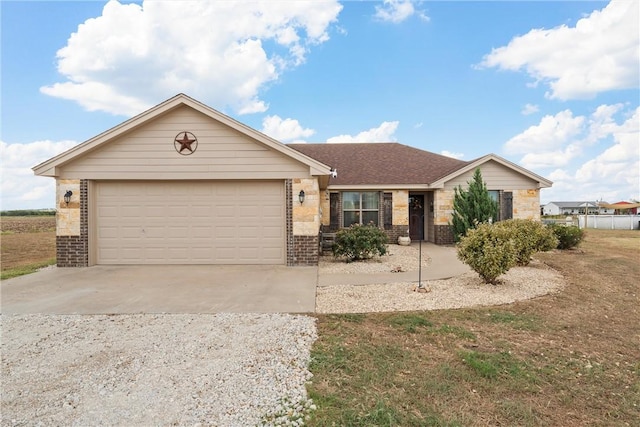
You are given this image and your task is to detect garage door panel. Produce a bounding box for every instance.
[216,226,236,238]
[96,181,285,264]
[263,226,283,238]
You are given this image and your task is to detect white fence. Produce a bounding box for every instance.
[577,215,640,230]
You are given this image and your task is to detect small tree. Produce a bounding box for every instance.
[450,168,498,242]
[332,223,389,262]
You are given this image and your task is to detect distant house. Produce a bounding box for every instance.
[33,93,552,267]
[543,201,614,216]
[598,201,640,215]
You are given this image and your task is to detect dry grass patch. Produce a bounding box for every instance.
[1,216,56,278]
[307,229,640,426]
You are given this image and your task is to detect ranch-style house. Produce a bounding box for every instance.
[33,94,552,267]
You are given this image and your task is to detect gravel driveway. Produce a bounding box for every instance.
[1,313,317,427]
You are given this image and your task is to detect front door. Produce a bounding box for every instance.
[409,195,424,240]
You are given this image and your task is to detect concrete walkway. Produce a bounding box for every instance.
[1,243,469,314]
[319,242,470,286]
[1,265,317,315]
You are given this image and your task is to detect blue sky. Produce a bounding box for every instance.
[1,0,638,210]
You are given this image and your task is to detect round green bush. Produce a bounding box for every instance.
[495,219,558,266]
[547,223,585,250]
[332,223,389,262]
[457,223,517,285]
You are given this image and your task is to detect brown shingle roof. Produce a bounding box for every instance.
[287,143,469,185]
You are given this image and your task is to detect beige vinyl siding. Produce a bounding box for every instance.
[58,106,310,180]
[443,160,538,190]
[95,180,285,265]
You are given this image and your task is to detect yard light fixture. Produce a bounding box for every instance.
[298,190,305,204]
[64,190,73,205]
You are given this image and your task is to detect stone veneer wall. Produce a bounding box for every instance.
[56,179,89,267]
[513,189,541,220]
[289,178,321,266]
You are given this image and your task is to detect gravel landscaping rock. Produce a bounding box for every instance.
[1,313,317,427]
[317,245,565,313]
[317,259,565,313]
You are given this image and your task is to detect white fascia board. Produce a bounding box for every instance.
[431,154,553,189]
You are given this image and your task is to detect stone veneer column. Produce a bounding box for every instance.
[513,189,541,220]
[56,179,89,267]
[290,178,320,266]
[433,189,455,245]
[388,190,409,243]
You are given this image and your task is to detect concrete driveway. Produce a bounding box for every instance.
[1,265,317,314]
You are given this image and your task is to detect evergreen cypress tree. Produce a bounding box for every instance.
[450,168,498,242]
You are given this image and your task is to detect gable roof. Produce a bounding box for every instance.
[287,143,552,189]
[430,153,553,189]
[287,143,468,188]
[33,93,331,177]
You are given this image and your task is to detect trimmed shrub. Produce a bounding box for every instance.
[495,219,558,266]
[332,223,389,262]
[457,223,517,285]
[547,223,585,250]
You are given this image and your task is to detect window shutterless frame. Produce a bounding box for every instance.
[343,191,379,227]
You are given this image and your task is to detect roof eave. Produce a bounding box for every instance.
[430,153,553,188]
[327,184,435,190]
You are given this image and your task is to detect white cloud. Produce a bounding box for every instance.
[326,121,399,143]
[479,0,639,99]
[41,81,150,116]
[440,150,464,160]
[504,110,584,157]
[41,0,342,116]
[374,0,428,24]
[261,115,315,142]
[0,140,79,210]
[575,107,640,187]
[521,103,539,115]
[511,106,640,203]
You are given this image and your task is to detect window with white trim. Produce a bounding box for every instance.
[343,191,379,227]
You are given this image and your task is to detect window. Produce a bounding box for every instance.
[343,191,379,227]
[489,190,513,221]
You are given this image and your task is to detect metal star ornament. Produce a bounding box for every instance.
[174,132,198,155]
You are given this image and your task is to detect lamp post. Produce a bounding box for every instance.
[417,214,426,290]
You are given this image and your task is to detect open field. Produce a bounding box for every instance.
[307,229,640,426]
[1,216,56,279]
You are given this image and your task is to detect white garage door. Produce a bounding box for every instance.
[96,181,285,264]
